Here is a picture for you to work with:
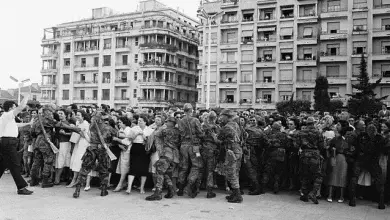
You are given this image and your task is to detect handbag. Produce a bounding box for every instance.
[70,132,81,144]
[358,170,371,186]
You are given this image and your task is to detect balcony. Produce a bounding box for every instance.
[115,62,130,69]
[372,26,390,38]
[256,57,276,67]
[326,75,348,84]
[255,80,275,88]
[74,47,99,55]
[296,57,317,66]
[116,44,131,52]
[320,52,348,62]
[298,11,317,20]
[138,98,171,107]
[140,25,199,44]
[372,52,390,61]
[138,78,177,87]
[115,79,129,86]
[320,30,348,40]
[352,25,368,35]
[256,36,277,47]
[41,83,57,88]
[296,37,317,45]
[220,40,238,45]
[296,80,316,88]
[221,0,239,8]
[353,3,368,11]
[373,4,390,15]
[41,51,58,59]
[73,64,99,72]
[221,19,239,25]
[73,97,97,103]
[40,68,57,74]
[320,7,348,19]
[114,97,130,103]
[139,42,178,53]
[257,0,276,4]
[73,81,98,87]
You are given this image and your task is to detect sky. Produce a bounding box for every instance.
[0,0,199,90]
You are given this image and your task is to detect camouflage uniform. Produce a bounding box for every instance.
[295,123,324,203]
[243,126,267,194]
[177,115,204,196]
[30,112,56,187]
[74,112,117,198]
[261,128,289,193]
[348,132,385,209]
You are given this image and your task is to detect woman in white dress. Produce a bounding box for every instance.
[112,117,132,192]
[67,110,90,189]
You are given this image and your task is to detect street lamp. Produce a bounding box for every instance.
[197,7,224,110]
[10,76,30,105]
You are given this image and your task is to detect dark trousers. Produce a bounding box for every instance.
[0,137,28,190]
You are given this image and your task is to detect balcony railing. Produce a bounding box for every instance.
[240,99,253,105]
[257,57,275,62]
[353,3,368,9]
[114,97,130,100]
[299,12,316,17]
[139,42,179,52]
[221,19,239,24]
[220,79,237,83]
[115,79,128,83]
[139,60,178,68]
[258,16,276,21]
[138,97,170,103]
[322,6,348,12]
[73,81,94,84]
[73,97,97,101]
[326,75,347,78]
[256,80,275,83]
[321,30,348,35]
[296,79,315,83]
[42,51,58,56]
[297,56,316,61]
[74,64,99,68]
[115,62,129,66]
[257,36,277,42]
[221,40,238,44]
[222,0,239,6]
[374,4,390,9]
[75,47,99,52]
[116,44,130,49]
[320,52,347,56]
[373,25,390,32]
[242,17,254,22]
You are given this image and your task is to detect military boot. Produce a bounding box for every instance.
[164,186,174,199]
[29,178,40,187]
[225,192,233,200]
[206,187,216,198]
[41,177,54,188]
[188,183,198,198]
[228,188,243,203]
[349,197,356,207]
[177,183,184,196]
[300,195,309,202]
[146,189,162,201]
[378,193,385,210]
[248,183,262,195]
[73,185,81,198]
[308,192,319,205]
[273,180,280,194]
[100,185,109,197]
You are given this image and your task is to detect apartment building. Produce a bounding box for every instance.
[40,0,199,110]
[197,0,390,110]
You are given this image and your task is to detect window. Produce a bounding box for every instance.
[64,43,71,53]
[122,55,128,65]
[328,0,341,12]
[241,71,252,82]
[326,44,340,55]
[104,39,111,49]
[382,18,390,30]
[135,37,139,46]
[134,71,138,80]
[81,58,86,67]
[280,70,293,81]
[62,90,69,100]
[242,11,254,22]
[263,50,273,61]
[382,64,390,77]
[302,91,311,101]
[80,90,85,100]
[298,70,313,81]
[33,95,37,101]
[225,91,235,103]
[326,65,340,77]
[263,71,273,82]
[263,9,274,20]
[303,5,315,16]
[241,51,253,62]
[93,90,98,100]
[353,19,367,31]
[221,51,237,63]
[281,5,294,18]
[353,41,367,54]
[102,72,111,83]
[220,71,237,82]
[63,74,70,84]
[102,89,110,100]
[64,58,70,67]
[280,49,293,61]
[352,64,360,76]
[80,74,86,82]
[303,48,313,59]
[227,32,238,43]
[103,55,111,66]
[93,73,98,83]
[280,92,291,101]
[94,57,99,67]
[121,89,127,99]
[327,22,340,33]
[133,89,137,98]
[241,31,253,43]
[303,27,313,38]
[280,28,293,40]
[262,92,272,103]
[134,54,138,63]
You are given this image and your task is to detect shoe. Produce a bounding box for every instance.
[349,197,356,207]
[177,183,184,196]
[164,186,174,199]
[29,178,40,187]
[84,186,91,191]
[300,195,309,202]
[152,187,156,192]
[17,188,33,195]
[73,185,81,198]
[228,189,243,203]
[273,181,279,194]
[327,198,333,203]
[248,184,262,196]
[206,187,216,199]
[337,199,344,203]
[66,182,76,188]
[100,185,109,197]
[308,194,319,205]
[41,178,54,188]
[225,192,233,200]
[146,189,162,201]
[113,186,122,192]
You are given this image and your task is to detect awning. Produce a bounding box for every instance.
[303,28,313,36]
[280,48,293,53]
[258,27,276,32]
[280,28,293,36]
[242,31,253,37]
[263,71,273,77]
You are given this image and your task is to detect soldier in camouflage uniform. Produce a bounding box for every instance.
[295,117,324,204]
[146,117,181,201]
[261,122,289,194]
[212,109,243,203]
[244,116,268,195]
[30,106,57,188]
[198,111,220,198]
[348,124,386,209]
[73,110,117,198]
[177,103,204,198]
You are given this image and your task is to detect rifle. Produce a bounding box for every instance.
[91,119,117,161]
[37,115,59,154]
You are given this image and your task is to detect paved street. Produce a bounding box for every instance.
[0,175,389,220]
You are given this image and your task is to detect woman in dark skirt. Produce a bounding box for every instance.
[126,115,154,194]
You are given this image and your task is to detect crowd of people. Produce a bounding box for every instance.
[1,96,390,210]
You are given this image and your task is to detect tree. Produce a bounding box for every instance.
[314,76,331,112]
[276,100,311,116]
[347,54,388,116]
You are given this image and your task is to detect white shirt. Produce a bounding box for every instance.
[131,126,154,144]
[0,111,18,138]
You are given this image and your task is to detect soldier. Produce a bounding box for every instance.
[261,122,289,194]
[145,117,181,201]
[244,116,267,195]
[30,105,57,188]
[211,109,243,203]
[177,103,204,198]
[73,110,117,198]
[295,117,324,204]
[199,111,220,198]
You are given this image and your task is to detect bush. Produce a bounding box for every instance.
[347,97,383,117]
[276,100,311,116]
[328,100,344,114]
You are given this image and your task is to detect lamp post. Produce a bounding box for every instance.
[10,76,30,105]
[197,7,224,110]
